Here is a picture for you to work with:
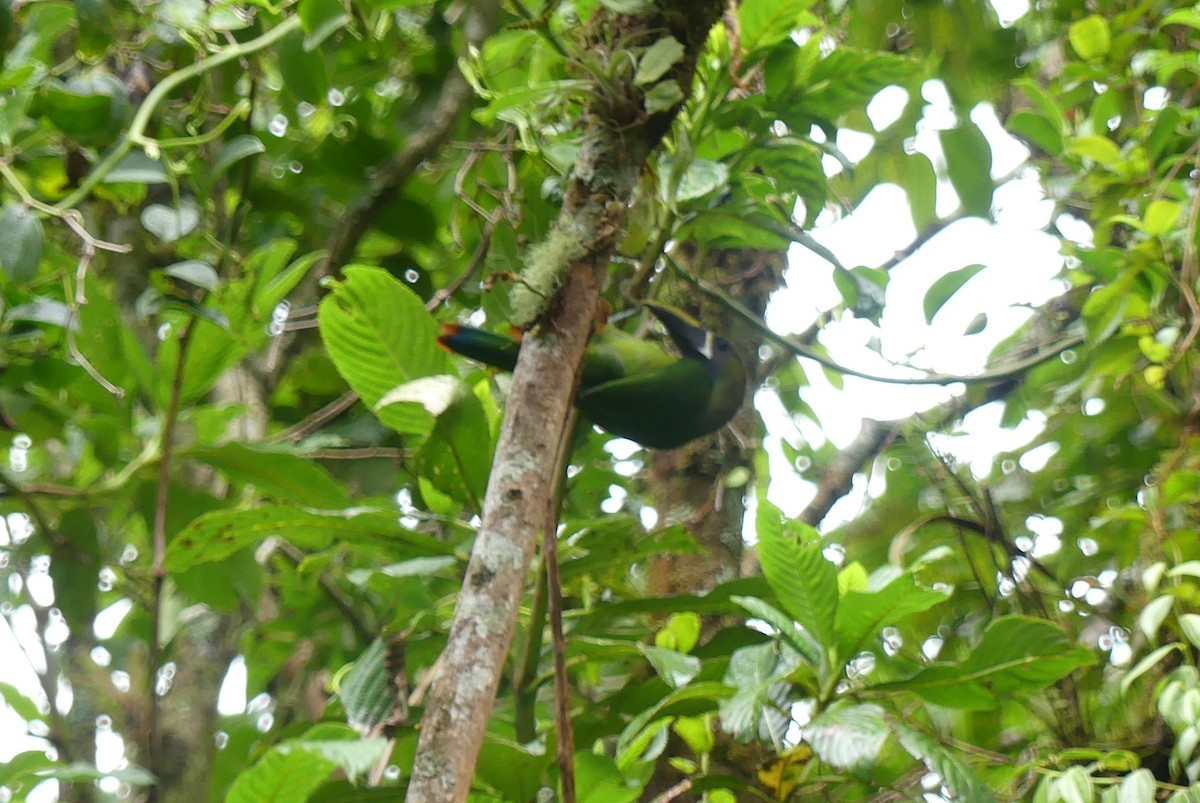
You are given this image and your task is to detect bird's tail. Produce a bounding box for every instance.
[437,324,522,373]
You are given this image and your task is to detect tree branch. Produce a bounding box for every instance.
[406,5,726,800]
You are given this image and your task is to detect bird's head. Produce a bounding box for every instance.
[642,301,746,392]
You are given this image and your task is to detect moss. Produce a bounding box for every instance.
[509,218,589,327]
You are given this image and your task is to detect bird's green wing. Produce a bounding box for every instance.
[580,330,678,388]
[577,359,715,449]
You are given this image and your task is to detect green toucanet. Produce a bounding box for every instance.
[437,302,746,449]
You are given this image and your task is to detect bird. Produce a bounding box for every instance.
[437,302,746,449]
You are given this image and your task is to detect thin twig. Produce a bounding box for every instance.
[276,542,374,643]
[649,779,693,803]
[544,410,579,802]
[269,392,360,444]
[146,318,196,801]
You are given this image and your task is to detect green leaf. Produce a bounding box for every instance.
[1069,135,1121,165]
[166,505,458,572]
[939,124,993,218]
[299,0,347,49]
[141,201,200,242]
[635,36,684,86]
[778,49,918,125]
[575,752,643,803]
[1163,9,1200,30]
[212,134,266,178]
[731,595,823,667]
[756,502,838,650]
[658,612,702,654]
[37,77,121,137]
[1055,765,1095,803]
[279,28,329,102]
[1139,595,1174,639]
[74,0,112,57]
[1007,109,1064,155]
[0,750,57,787]
[876,616,1096,709]
[103,151,169,184]
[318,265,451,435]
[640,645,701,688]
[1117,769,1156,803]
[226,748,337,803]
[964,312,987,335]
[598,0,652,11]
[644,80,684,113]
[277,736,389,784]
[894,724,999,802]
[35,763,154,784]
[251,245,321,319]
[476,736,553,803]
[720,641,799,740]
[163,260,219,291]
[896,151,937,232]
[833,574,948,666]
[1179,614,1200,648]
[803,702,887,769]
[0,203,43,283]
[1144,199,1183,236]
[739,0,818,52]
[1069,15,1111,59]
[187,443,351,509]
[923,264,986,323]
[666,158,730,203]
[412,383,492,510]
[0,682,41,721]
[339,639,400,736]
[617,682,735,768]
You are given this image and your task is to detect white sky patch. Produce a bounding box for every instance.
[218,656,249,716]
[867,86,908,131]
[93,599,133,641]
[1144,86,1168,111]
[990,0,1031,26]
[836,128,876,163]
[926,404,1048,478]
[1020,441,1059,472]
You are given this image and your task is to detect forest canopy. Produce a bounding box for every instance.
[0,1,1198,801]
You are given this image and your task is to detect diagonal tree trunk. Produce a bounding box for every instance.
[407,5,727,801]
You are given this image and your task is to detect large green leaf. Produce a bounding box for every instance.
[756,502,838,652]
[617,682,735,769]
[165,505,460,571]
[923,264,987,324]
[475,736,553,803]
[575,752,643,803]
[339,639,401,737]
[318,266,451,435]
[0,203,44,283]
[187,443,351,509]
[940,123,993,218]
[875,616,1096,709]
[411,383,492,511]
[732,595,823,667]
[738,0,818,53]
[893,723,999,802]
[833,574,949,666]
[803,702,887,769]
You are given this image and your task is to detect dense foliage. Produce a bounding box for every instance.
[0,0,1198,800]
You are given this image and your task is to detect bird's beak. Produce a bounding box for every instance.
[643,302,712,360]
